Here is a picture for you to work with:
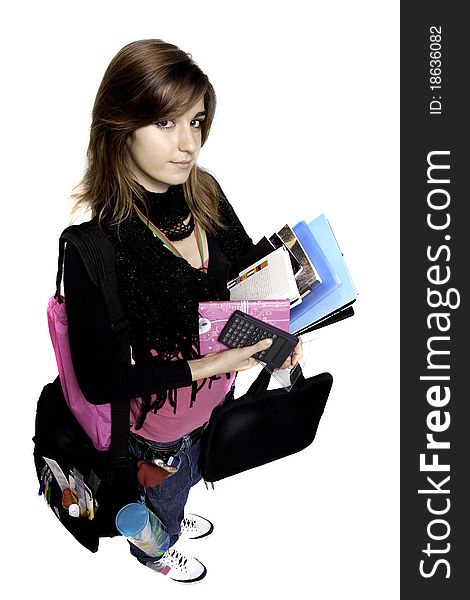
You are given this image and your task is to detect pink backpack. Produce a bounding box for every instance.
[47,295,112,451]
[46,224,130,452]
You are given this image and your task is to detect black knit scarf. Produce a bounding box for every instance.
[139,184,195,241]
[105,185,249,428]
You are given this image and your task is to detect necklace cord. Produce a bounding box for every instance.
[133,204,206,268]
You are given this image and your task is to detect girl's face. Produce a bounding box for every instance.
[128,97,206,193]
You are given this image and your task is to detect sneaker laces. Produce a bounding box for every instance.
[181,517,197,531]
[164,548,188,569]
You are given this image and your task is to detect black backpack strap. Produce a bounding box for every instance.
[56,220,131,462]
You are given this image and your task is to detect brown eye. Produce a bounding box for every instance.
[156,120,174,129]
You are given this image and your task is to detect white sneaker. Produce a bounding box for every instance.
[145,547,207,583]
[180,513,214,540]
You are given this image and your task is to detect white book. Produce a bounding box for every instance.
[227,246,301,306]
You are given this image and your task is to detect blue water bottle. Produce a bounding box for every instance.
[115,503,170,558]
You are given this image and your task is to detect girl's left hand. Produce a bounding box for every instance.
[281,338,303,369]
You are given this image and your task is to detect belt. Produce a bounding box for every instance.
[130,424,205,456]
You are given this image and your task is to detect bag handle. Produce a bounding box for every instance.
[246,364,305,398]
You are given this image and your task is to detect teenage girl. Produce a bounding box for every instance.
[65,39,302,583]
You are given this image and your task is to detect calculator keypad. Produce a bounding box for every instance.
[219,316,278,359]
[217,310,299,368]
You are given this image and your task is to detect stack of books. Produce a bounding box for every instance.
[290,215,357,334]
[198,214,358,347]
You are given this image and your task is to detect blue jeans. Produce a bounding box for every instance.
[128,433,203,562]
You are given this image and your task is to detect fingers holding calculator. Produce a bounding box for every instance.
[218,310,299,370]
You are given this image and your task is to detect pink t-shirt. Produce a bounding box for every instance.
[129,255,235,442]
[130,371,235,442]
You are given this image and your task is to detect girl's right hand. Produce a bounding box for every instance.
[188,338,272,381]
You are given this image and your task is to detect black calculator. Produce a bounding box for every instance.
[218,310,299,369]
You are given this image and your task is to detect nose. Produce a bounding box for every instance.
[177,124,199,154]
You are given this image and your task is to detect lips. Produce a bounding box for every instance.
[171,161,192,167]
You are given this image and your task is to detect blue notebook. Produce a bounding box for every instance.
[290,215,358,334]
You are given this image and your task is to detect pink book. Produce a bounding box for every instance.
[198,299,291,355]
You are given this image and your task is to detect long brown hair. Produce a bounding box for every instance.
[72,39,224,232]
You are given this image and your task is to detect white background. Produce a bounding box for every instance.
[1,1,399,598]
